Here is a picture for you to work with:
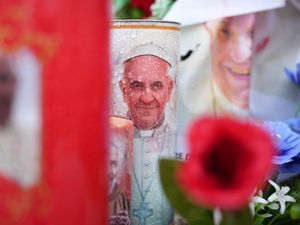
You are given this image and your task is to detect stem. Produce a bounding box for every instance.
[265,204,292,225]
[266,213,281,225]
[272,171,279,182]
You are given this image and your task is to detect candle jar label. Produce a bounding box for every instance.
[110,20,180,225]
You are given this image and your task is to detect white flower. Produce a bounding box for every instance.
[267,203,280,210]
[250,190,269,215]
[267,180,296,214]
[253,190,269,205]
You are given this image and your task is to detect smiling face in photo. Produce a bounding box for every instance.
[120,55,173,130]
[210,13,255,109]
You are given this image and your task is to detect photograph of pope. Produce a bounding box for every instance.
[118,43,176,225]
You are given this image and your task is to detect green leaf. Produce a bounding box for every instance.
[290,203,300,220]
[151,0,176,19]
[114,5,145,20]
[254,216,265,225]
[221,207,254,225]
[130,8,145,19]
[159,159,214,225]
[113,0,130,13]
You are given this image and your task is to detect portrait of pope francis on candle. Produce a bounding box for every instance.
[118,43,176,225]
[119,43,174,131]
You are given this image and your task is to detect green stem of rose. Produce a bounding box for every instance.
[294,101,300,117]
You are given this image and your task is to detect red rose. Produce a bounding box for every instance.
[177,117,275,210]
[130,0,155,17]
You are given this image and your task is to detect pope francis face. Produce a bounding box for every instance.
[119,55,173,130]
[208,13,255,109]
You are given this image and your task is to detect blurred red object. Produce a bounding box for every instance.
[0,0,109,224]
[177,117,275,210]
[131,0,155,17]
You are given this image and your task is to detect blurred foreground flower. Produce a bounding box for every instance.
[160,117,275,225]
[264,121,300,164]
[287,117,300,134]
[178,117,275,210]
[264,121,300,173]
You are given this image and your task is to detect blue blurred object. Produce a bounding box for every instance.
[287,117,300,134]
[280,118,300,173]
[264,121,300,169]
[284,63,300,87]
[280,157,300,173]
